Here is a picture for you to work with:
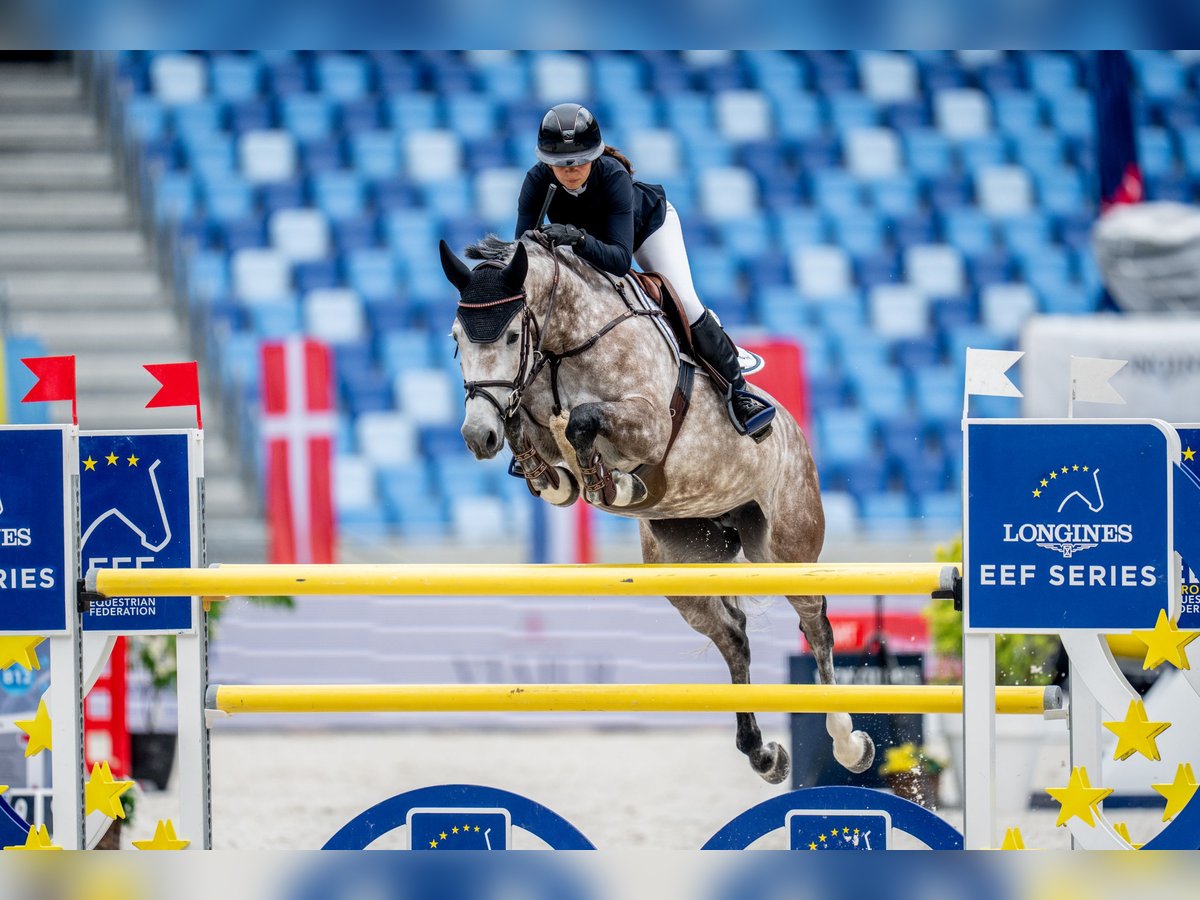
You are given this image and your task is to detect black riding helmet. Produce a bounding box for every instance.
[536,103,604,167]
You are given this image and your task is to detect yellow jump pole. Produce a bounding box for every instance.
[207,683,1061,716]
[90,562,959,599]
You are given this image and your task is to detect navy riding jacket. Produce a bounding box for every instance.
[514,154,668,276]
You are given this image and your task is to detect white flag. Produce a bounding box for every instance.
[1070,356,1126,405]
[965,348,1024,398]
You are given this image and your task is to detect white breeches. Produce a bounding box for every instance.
[633,202,707,325]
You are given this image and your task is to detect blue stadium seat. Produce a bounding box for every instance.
[280,95,334,140]
[992,92,1043,135]
[1137,128,1177,177]
[339,99,381,133]
[312,172,366,219]
[915,492,962,533]
[902,129,953,177]
[829,210,884,255]
[773,95,824,139]
[316,53,370,100]
[154,172,196,220]
[860,493,914,533]
[868,175,920,216]
[346,249,398,301]
[299,138,343,174]
[1025,52,1080,95]
[350,132,400,179]
[388,94,440,132]
[331,215,379,253]
[816,408,875,466]
[210,54,262,101]
[941,209,995,255]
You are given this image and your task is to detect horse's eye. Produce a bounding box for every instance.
[506,332,519,346]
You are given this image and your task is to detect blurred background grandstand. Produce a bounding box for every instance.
[3,50,1196,560]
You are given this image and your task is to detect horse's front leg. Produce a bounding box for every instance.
[504,414,579,506]
[563,398,664,507]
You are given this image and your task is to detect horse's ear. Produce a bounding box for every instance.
[439,240,472,292]
[503,242,528,290]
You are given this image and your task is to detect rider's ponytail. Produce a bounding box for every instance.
[603,145,635,174]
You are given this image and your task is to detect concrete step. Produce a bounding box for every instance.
[204,473,258,518]
[0,191,129,227]
[0,230,147,267]
[0,113,100,150]
[12,309,186,354]
[0,269,159,302]
[0,152,116,189]
[0,68,81,102]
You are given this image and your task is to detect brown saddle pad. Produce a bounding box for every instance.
[629,270,731,395]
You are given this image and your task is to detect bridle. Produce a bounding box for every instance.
[458,247,665,423]
[458,249,560,422]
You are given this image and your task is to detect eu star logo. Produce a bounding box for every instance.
[408,809,510,850]
[787,811,890,851]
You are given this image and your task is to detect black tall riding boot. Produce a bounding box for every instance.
[690,310,776,442]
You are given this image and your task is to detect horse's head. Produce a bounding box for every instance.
[440,239,531,459]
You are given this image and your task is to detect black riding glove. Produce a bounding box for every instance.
[539,223,587,249]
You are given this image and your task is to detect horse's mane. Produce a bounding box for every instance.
[463,233,609,289]
[463,233,518,261]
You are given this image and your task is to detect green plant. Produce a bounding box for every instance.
[119,786,137,827]
[923,536,1060,686]
[132,594,295,730]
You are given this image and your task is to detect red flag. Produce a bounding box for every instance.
[261,338,337,564]
[145,361,203,429]
[21,355,77,425]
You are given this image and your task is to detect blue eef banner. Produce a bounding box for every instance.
[967,422,1172,631]
[1175,426,1200,629]
[80,433,194,633]
[788,811,889,851]
[0,428,71,633]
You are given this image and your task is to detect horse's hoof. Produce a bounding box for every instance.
[834,731,875,774]
[753,741,790,785]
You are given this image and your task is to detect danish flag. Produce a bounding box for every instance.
[261,338,337,564]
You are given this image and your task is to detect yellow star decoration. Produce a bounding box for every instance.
[1061,466,1069,473]
[1046,767,1113,828]
[1185,447,1197,462]
[1131,609,1199,670]
[1111,822,1144,849]
[105,452,119,465]
[1072,464,1079,471]
[1049,471,1057,479]
[1033,489,1042,498]
[82,456,97,471]
[1152,763,1198,822]
[1103,699,1170,761]
[999,827,1026,850]
[4,824,61,851]
[126,454,139,467]
[0,635,44,671]
[132,819,190,850]
[15,698,52,757]
[1040,479,1048,487]
[808,841,817,850]
[85,761,133,818]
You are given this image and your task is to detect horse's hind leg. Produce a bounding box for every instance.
[639,517,790,785]
[734,501,875,775]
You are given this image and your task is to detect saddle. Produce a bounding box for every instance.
[629,270,732,395]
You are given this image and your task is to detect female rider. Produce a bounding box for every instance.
[514,102,775,442]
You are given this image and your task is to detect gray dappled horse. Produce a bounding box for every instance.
[439,233,873,784]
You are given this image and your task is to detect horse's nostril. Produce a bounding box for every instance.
[485,432,499,453]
